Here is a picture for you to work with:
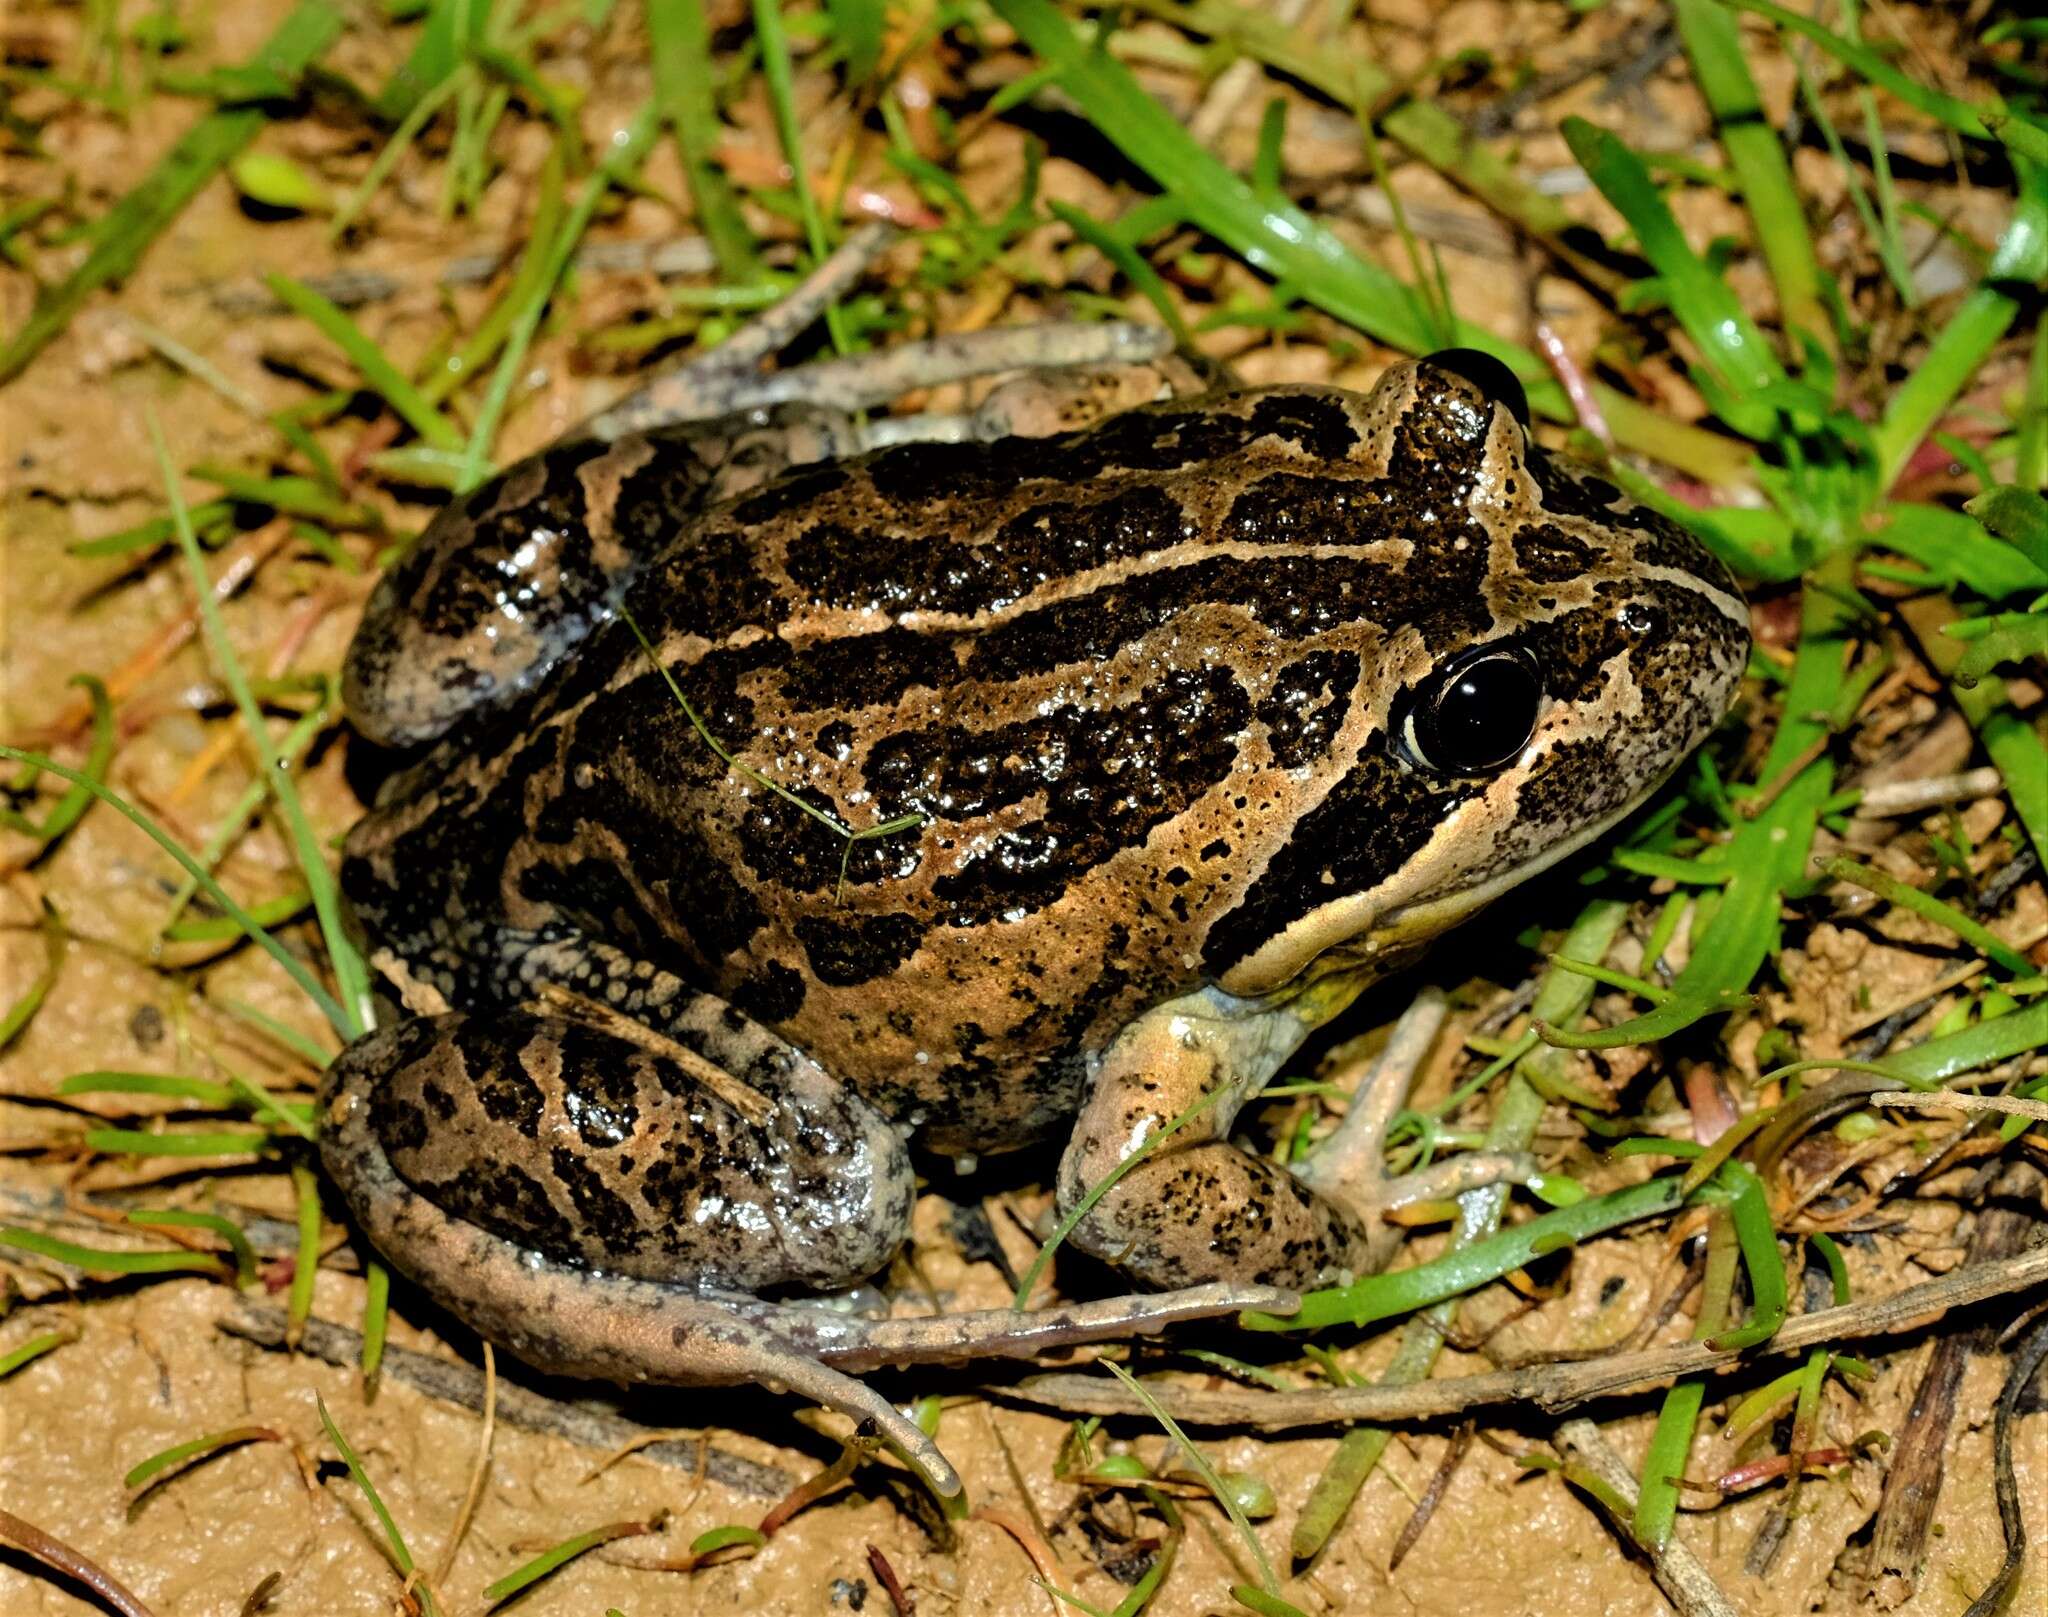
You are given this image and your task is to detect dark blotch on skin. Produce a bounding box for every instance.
[733,959,808,1024]
[869,664,1251,926]
[429,1159,583,1264]
[554,1023,642,1148]
[549,1142,642,1247]
[1511,522,1597,585]
[795,910,925,987]
[470,1043,545,1132]
[777,626,960,711]
[1207,747,1479,973]
[1257,649,1359,768]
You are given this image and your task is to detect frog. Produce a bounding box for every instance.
[318,231,1750,1495]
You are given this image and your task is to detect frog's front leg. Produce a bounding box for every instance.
[1056,986,1542,1291]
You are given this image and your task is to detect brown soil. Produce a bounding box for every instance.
[3,2,2044,1614]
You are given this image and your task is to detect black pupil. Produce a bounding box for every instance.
[1423,654,1539,772]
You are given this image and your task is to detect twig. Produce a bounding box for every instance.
[432,1340,494,1585]
[1386,1421,1471,1573]
[1005,1242,2048,1428]
[868,1543,916,1615]
[1961,1313,2048,1617]
[1869,1092,2048,1125]
[0,1505,159,1617]
[1852,766,2006,816]
[1863,1169,2040,1596]
[1552,1420,1739,1617]
[217,1303,789,1497]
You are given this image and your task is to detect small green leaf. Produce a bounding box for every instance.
[229,150,331,212]
[1966,486,2048,575]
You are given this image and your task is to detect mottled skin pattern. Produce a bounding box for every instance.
[322,357,1749,1466]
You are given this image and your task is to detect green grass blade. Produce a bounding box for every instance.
[0,1227,227,1277]
[753,0,849,354]
[127,1210,257,1287]
[483,1521,649,1605]
[124,1426,281,1491]
[0,1330,71,1378]
[85,1127,280,1156]
[650,0,760,281]
[1966,486,2048,576]
[372,0,485,122]
[1137,0,1582,265]
[1703,1164,1787,1350]
[420,146,565,404]
[264,275,464,453]
[288,1163,323,1345]
[1726,0,2048,165]
[153,422,372,1041]
[1102,1360,1277,1594]
[991,0,1561,409]
[459,103,660,488]
[317,1394,439,1617]
[1633,1378,1706,1548]
[1671,0,1833,350]
[0,746,350,1032]
[362,1259,391,1385]
[1539,763,1830,1051]
[0,904,65,1054]
[1979,712,2048,871]
[1243,1174,1687,1333]
[1872,158,2048,492]
[1562,116,1784,432]
[1822,856,2034,976]
[0,1,343,385]
[55,1071,239,1107]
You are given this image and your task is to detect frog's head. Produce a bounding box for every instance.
[1206,352,1750,1003]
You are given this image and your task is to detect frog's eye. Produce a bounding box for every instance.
[1398,645,1543,776]
[1422,347,1530,429]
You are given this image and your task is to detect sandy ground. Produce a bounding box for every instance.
[3,0,2044,1613]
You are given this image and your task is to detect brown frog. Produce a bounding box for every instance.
[319,245,1748,1492]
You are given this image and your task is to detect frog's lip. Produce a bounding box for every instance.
[1364,788,1651,949]
[1241,783,1661,1015]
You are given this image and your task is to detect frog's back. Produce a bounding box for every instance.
[345,377,1744,1150]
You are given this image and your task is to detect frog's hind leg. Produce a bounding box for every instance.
[318,1004,935,1448]
[319,1018,956,1491]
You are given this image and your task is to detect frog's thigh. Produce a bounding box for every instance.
[321,1009,914,1298]
[1055,990,1375,1292]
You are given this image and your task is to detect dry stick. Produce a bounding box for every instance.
[1552,1421,1739,1617]
[218,1304,790,1498]
[1962,1311,2048,1617]
[1864,1166,2043,1595]
[1869,1092,2048,1125]
[0,1505,159,1617]
[1852,766,2006,816]
[432,1341,495,1586]
[1006,1243,2048,1428]
[1385,1421,1471,1573]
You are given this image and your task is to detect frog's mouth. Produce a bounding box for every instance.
[1245,785,1655,1031]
